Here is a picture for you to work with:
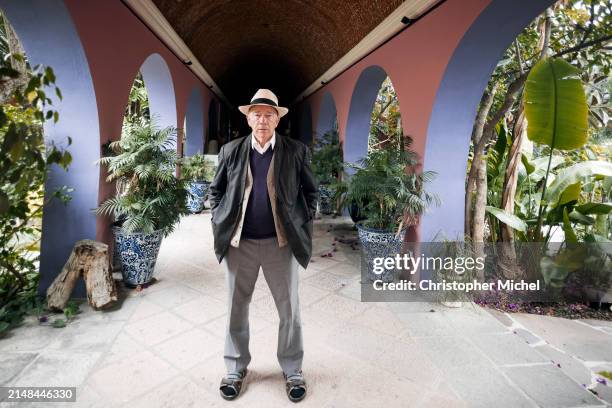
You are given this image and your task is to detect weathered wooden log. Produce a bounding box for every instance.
[46,240,117,311]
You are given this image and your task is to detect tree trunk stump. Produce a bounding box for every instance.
[46,240,117,311]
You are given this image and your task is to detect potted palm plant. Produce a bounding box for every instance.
[345,135,438,282]
[311,128,344,215]
[180,152,216,213]
[96,118,189,288]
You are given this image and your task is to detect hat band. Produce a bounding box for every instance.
[250,97,278,107]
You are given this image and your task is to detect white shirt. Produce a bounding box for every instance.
[251,132,276,154]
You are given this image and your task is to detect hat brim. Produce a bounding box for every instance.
[239,103,288,118]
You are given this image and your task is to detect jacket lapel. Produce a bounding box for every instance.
[273,132,284,192]
[238,135,251,200]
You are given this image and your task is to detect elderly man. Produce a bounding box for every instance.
[209,89,318,402]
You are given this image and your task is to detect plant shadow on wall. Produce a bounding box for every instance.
[0,10,76,334]
[95,117,189,289]
[465,0,612,317]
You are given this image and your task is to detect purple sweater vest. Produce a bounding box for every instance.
[241,147,276,239]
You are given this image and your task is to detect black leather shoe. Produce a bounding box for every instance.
[284,371,307,403]
[219,369,247,401]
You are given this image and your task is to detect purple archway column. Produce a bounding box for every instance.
[421,0,556,241]
[344,65,387,167]
[0,0,100,296]
[316,92,338,141]
[184,87,205,156]
[141,53,177,147]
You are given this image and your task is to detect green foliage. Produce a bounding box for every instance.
[343,75,438,231]
[524,58,589,151]
[95,117,189,237]
[485,206,527,232]
[598,371,612,381]
[124,72,149,123]
[0,50,72,332]
[345,135,438,232]
[544,161,612,204]
[369,77,403,152]
[51,299,81,328]
[0,10,9,59]
[477,1,612,246]
[311,127,343,185]
[180,152,216,182]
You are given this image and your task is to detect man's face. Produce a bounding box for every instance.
[247,105,279,142]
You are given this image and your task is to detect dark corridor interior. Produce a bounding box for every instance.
[151,0,405,138]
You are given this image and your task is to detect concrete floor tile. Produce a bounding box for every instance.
[469,333,550,366]
[0,323,63,352]
[446,306,509,335]
[336,279,364,301]
[415,380,468,408]
[305,293,371,321]
[0,352,38,385]
[2,216,609,407]
[415,336,491,370]
[123,311,193,347]
[153,327,222,371]
[141,284,202,309]
[533,345,593,387]
[483,308,515,328]
[503,364,601,407]
[513,314,612,361]
[397,311,458,338]
[74,383,111,408]
[352,305,408,337]
[97,332,143,367]
[11,350,102,387]
[88,350,178,405]
[444,364,536,408]
[127,299,163,322]
[47,321,124,352]
[171,295,226,325]
[300,282,331,306]
[123,375,221,408]
[324,261,361,279]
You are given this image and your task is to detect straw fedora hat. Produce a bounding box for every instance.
[238,89,289,118]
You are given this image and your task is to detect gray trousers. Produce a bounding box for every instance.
[222,237,303,376]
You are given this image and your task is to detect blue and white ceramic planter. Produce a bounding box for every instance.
[113,227,164,287]
[356,223,406,283]
[187,181,210,213]
[318,184,335,215]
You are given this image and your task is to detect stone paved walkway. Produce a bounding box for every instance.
[1,214,611,407]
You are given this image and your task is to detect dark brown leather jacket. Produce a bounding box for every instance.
[208,134,318,268]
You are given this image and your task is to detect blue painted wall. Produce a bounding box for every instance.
[421,0,556,241]
[185,87,205,156]
[0,0,101,296]
[316,92,338,140]
[343,65,387,167]
[141,53,177,145]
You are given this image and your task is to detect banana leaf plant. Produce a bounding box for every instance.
[486,58,606,243]
[524,57,589,240]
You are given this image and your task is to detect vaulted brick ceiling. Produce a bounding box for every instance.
[152,0,404,106]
